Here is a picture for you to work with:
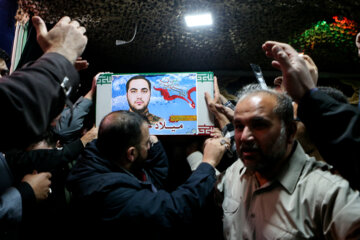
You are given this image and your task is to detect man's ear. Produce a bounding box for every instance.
[126,146,138,163]
[287,121,297,144]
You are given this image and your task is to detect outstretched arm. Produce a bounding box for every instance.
[0,16,87,151]
[262,40,360,190]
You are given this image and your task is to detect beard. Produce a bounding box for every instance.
[129,104,147,114]
[239,125,288,175]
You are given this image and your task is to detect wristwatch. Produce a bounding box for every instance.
[223,100,235,110]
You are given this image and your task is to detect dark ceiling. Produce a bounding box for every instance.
[19,0,360,95]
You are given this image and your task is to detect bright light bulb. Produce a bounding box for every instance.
[185,13,213,27]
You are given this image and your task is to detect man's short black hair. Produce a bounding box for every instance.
[96,110,149,162]
[0,48,10,64]
[126,75,151,92]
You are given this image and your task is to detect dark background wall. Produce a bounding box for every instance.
[0,0,17,66]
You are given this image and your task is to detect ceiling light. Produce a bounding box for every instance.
[185,13,213,27]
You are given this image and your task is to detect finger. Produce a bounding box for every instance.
[215,103,233,117]
[215,103,225,113]
[75,59,87,64]
[264,49,273,58]
[265,41,299,60]
[204,92,211,105]
[213,76,220,102]
[44,172,52,178]
[94,72,102,79]
[74,60,89,71]
[210,129,220,138]
[78,26,87,35]
[32,16,48,38]
[262,42,273,53]
[271,44,293,69]
[265,41,290,51]
[271,60,281,70]
[213,127,221,133]
[69,20,80,28]
[57,16,71,25]
[302,54,315,66]
[273,76,283,86]
[203,137,211,146]
[262,41,278,57]
[83,35,88,44]
[222,106,235,120]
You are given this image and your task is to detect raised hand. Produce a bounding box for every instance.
[356,32,360,57]
[32,16,87,64]
[262,41,315,102]
[205,76,231,129]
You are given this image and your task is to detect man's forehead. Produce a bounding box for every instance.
[129,79,149,88]
[235,93,277,117]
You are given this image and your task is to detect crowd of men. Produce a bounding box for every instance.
[1,14,360,240]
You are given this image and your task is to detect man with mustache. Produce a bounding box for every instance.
[217,87,360,239]
[126,75,164,125]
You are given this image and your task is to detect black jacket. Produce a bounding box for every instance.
[67,140,217,239]
[5,139,84,240]
[0,52,79,239]
[298,89,360,190]
[0,52,79,151]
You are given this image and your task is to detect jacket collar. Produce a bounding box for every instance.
[238,141,308,194]
[276,141,308,194]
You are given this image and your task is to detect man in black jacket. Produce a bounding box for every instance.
[67,110,229,239]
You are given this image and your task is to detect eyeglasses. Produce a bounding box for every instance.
[0,69,9,77]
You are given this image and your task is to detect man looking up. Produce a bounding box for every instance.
[126,75,164,124]
[217,88,360,239]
